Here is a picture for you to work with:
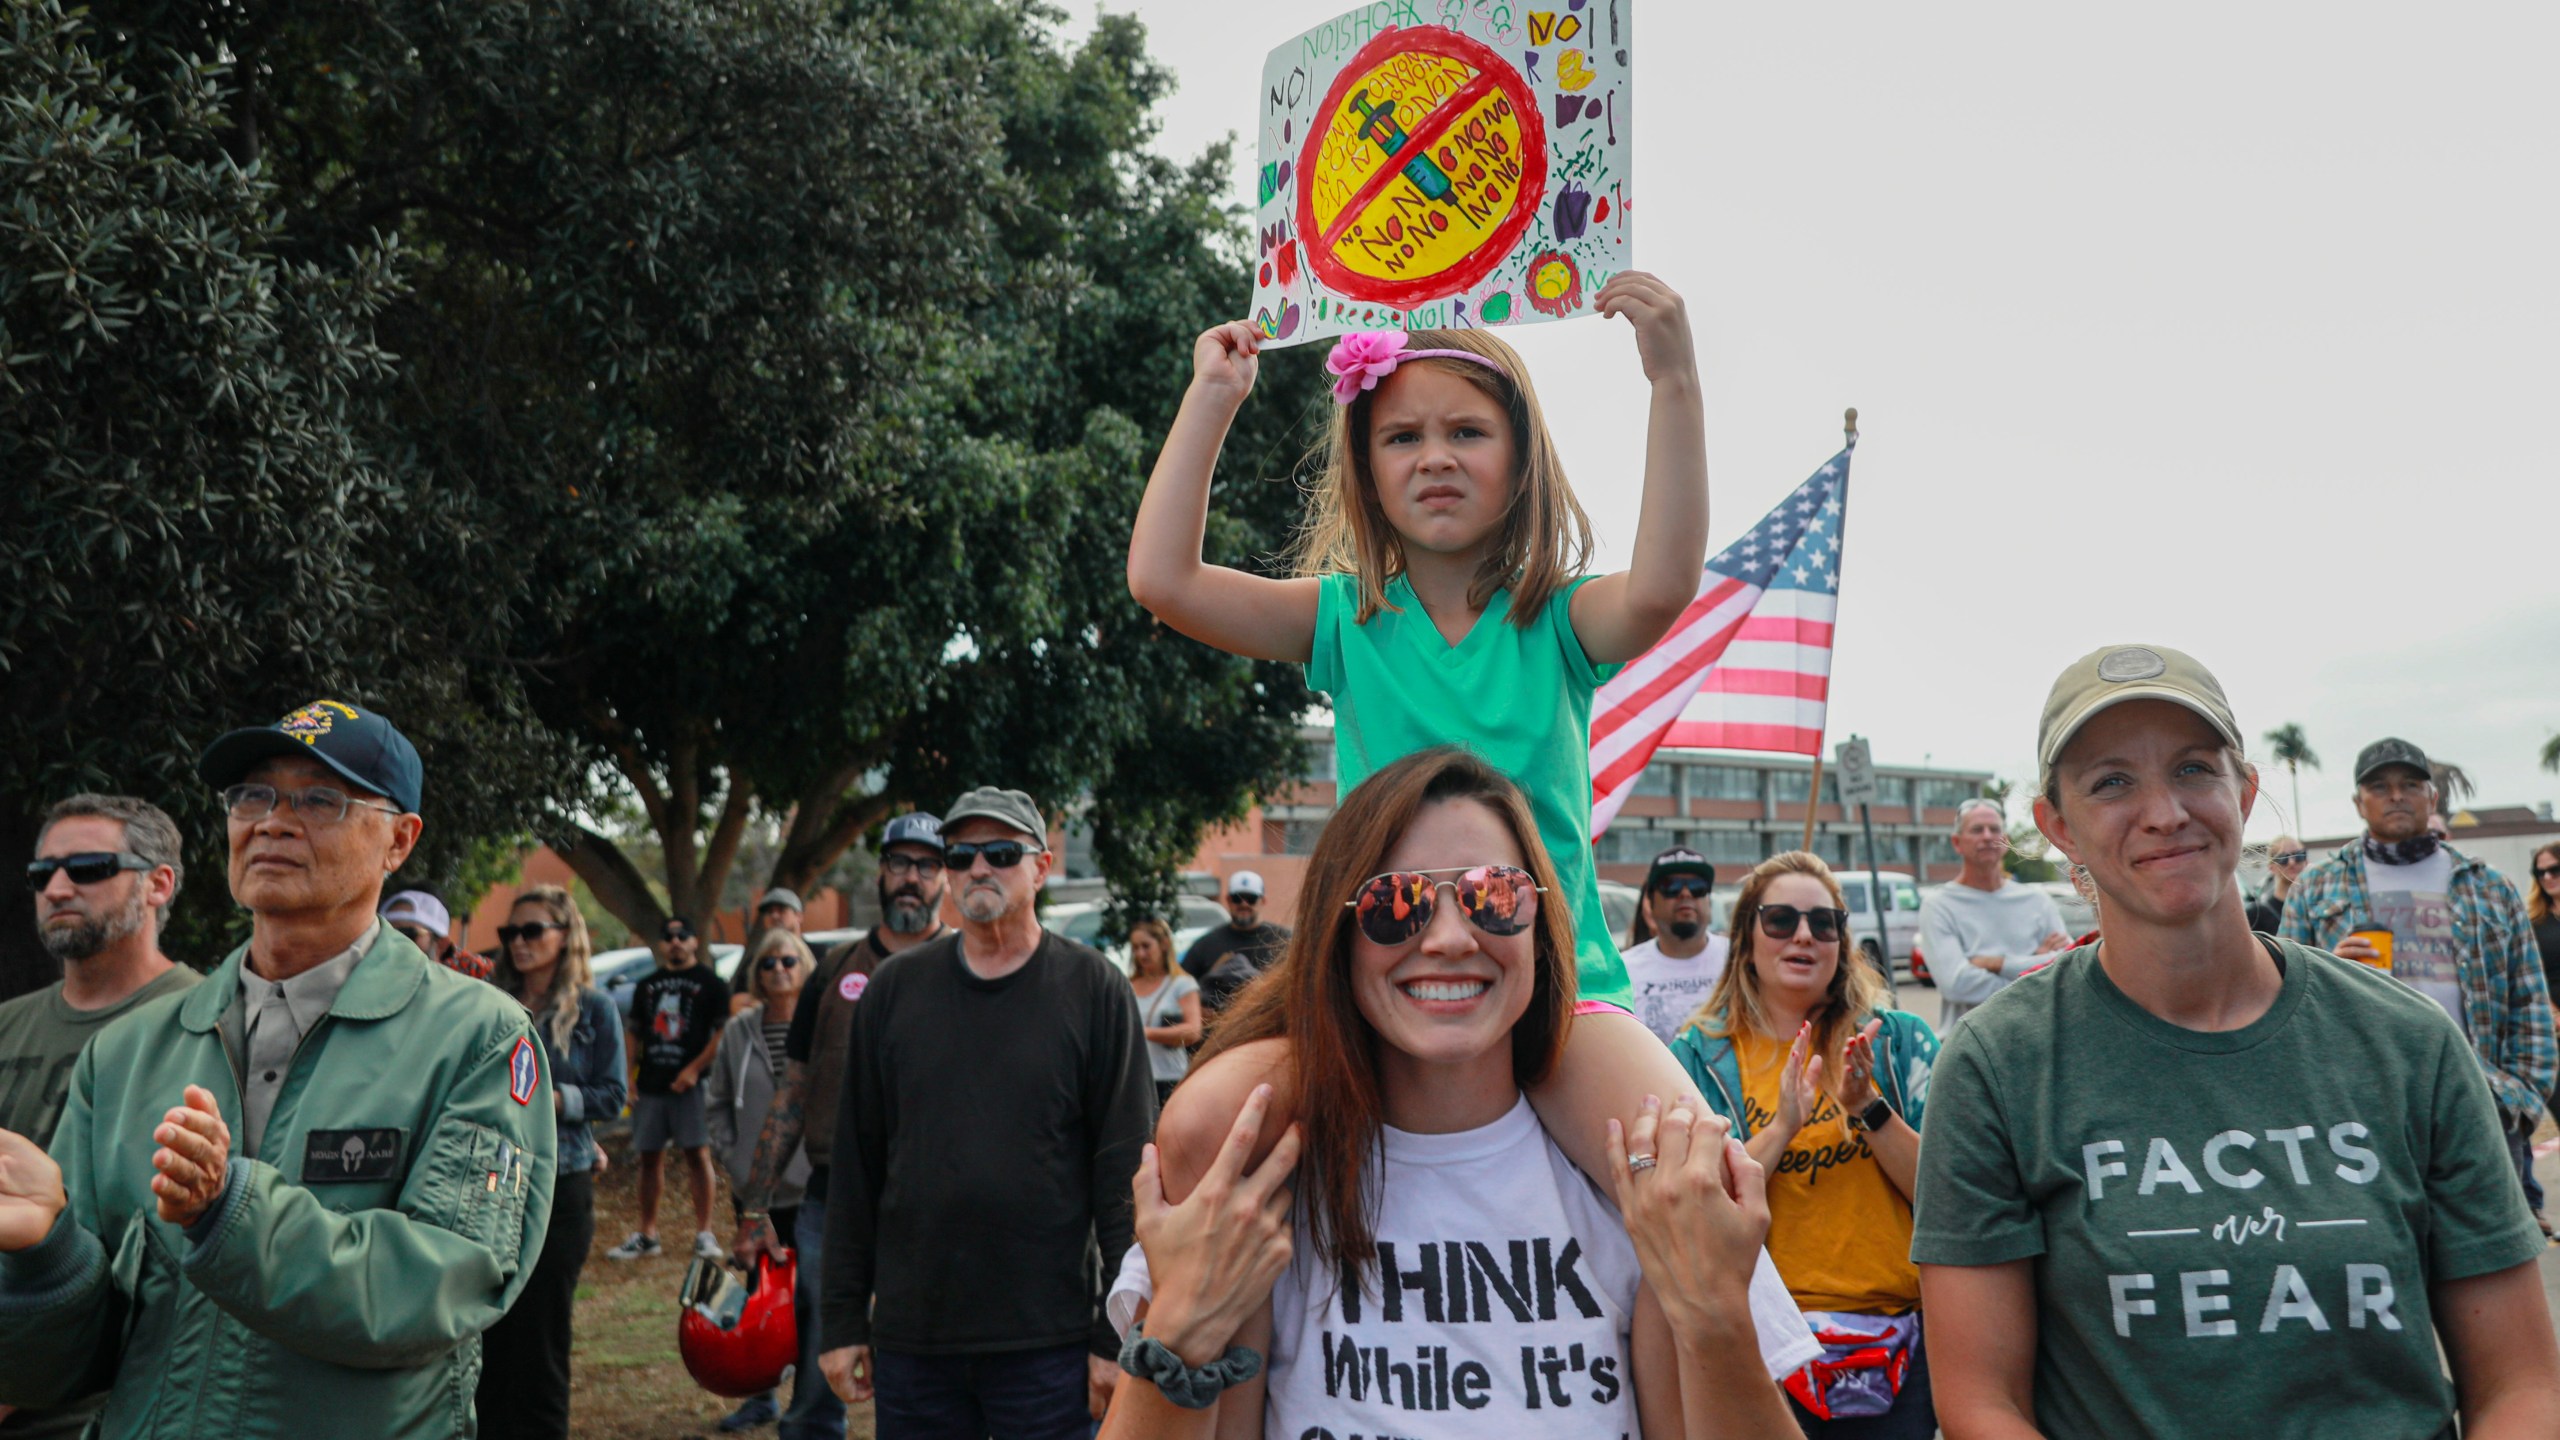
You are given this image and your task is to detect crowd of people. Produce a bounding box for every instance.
[2,279,2558,1440]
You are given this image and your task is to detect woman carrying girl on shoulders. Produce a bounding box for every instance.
[1128,277,1710,1203]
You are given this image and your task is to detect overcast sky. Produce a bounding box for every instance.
[1069,1,2558,842]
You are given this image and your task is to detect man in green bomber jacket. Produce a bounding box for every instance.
[0,700,554,1438]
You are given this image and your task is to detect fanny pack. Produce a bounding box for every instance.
[1782,1310,1920,1419]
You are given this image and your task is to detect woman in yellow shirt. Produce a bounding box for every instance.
[1673,851,1942,1438]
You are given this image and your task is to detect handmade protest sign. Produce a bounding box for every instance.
[1251,2,1634,347]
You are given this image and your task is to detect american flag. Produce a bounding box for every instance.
[1590,447,1852,834]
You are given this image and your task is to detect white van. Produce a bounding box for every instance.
[1835,869,1922,969]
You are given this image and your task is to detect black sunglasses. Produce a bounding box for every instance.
[945,840,1035,870]
[1755,904,1849,943]
[1652,875,1711,899]
[498,922,562,944]
[756,955,802,971]
[2536,865,2560,880]
[661,926,695,942]
[1228,892,1260,904]
[25,851,152,891]
[1346,865,1544,946]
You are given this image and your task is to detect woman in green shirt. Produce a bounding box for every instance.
[1913,644,2560,1439]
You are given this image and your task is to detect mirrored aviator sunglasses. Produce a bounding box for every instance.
[1347,865,1543,946]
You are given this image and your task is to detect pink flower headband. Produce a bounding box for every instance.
[1324,330,1507,405]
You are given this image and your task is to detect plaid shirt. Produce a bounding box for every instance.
[2280,840,2557,1124]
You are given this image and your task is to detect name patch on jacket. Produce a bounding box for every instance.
[304,1128,405,1183]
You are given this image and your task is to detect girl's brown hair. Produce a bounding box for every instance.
[1127,916,1176,979]
[1200,746,1577,1277]
[1289,329,1593,628]
[494,884,594,1049]
[1682,852,1885,1083]
[2529,842,2560,926]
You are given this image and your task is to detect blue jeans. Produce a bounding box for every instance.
[779,1174,850,1440]
[2510,1114,2547,1214]
[870,1342,1091,1440]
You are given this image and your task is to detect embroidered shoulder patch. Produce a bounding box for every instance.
[509,1035,540,1105]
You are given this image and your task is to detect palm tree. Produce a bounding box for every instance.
[2430,760,2476,812]
[2262,723,2319,829]
[2541,732,2560,775]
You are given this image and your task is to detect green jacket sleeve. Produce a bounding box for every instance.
[180,1018,556,1369]
[0,1046,122,1407]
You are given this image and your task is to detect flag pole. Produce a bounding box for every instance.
[1796,409,1858,855]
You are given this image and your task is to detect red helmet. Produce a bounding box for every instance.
[677,1250,798,1397]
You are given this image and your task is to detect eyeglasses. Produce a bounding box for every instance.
[1346,865,1543,946]
[882,853,945,877]
[945,840,1037,870]
[223,783,402,825]
[1651,875,1711,899]
[2272,850,2309,866]
[25,851,151,891]
[1755,904,1849,943]
[756,955,801,972]
[498,922,562,945]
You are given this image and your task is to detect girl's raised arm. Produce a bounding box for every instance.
[1569,271,1709,666]
[1128,321,1322,663]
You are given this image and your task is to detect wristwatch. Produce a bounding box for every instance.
[1847,1096,1895,1134]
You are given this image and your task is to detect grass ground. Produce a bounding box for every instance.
[568,1130,875,1440]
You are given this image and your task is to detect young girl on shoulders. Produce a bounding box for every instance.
[1126,278,1708,1199]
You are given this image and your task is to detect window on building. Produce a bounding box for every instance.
[1918,778,1978,811]
[1283,820,1327,855]
[1873,775,1912,807]
[1595,826,1660,863]
[1691,765,1762,801]
[1771,768,1839,805]
[1300,738,1336,784]
[1633,761,1678,797]
[1694,829,1763,866]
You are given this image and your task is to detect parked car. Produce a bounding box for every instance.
[2030,881,2099,943]
[1043,894,1232,975]
[1836,869,1923,971]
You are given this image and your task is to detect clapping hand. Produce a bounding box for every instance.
[0,1127,66,1253]
[1837,1019,1884,1115]
[149,1085,232,1227]
[1773,1021,1824,1139]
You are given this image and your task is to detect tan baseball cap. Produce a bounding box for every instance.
[2037,644,2242,782]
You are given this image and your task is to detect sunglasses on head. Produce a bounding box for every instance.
[1755,904,1849,943]
[1346,865,1543,946]
[25,851,152,891]
[497,922,561,944]
[1652,875,1710,899]
[945,840,1035,870]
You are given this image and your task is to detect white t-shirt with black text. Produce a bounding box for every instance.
[1261,1095,1818,1439]
[2364,848,2464,1034]
[1621,935,1729,1044]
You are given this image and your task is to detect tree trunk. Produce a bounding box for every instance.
[556,825,671,944]
[0,798,51,1003]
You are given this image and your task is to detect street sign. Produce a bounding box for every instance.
[1835,736,1879,808]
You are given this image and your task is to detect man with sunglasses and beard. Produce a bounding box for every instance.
[0,796,199,1440]
[818,788,1154,1439]
[731,811,948,1440]
[1180,871,1289,1015]
[1621,846,1727,1044]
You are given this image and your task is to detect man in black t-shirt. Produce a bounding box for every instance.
[1179,868,1290,1012]
[606,916,728,1262]
[818,787,1152,1432]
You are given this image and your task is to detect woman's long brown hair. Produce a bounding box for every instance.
[2530,842,2560,926]
[1198,746,1578,1279]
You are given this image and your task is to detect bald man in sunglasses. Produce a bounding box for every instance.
[819,786,1155,1438]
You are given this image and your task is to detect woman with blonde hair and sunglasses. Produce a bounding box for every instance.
[1099,747,1817,1439]
[1673,852,1942,1437]
[479,884,625,1439]
[1915,645,2560,1439]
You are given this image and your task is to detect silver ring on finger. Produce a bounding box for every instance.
[1627,1154,1658,1174]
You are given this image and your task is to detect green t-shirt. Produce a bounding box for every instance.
[0,966,202,1150]
[1308,571,1631,1009]
[1911,938,2543,1440]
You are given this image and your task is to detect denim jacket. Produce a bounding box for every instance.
[2280,841,2556,1125]
[1672,1006,1941,1140]
[545,986,626,1174]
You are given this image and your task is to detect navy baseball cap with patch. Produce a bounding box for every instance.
[881,812,944,853]
[198,699,424,815]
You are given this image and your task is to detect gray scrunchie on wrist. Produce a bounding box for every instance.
[1117,1321,1264,1409]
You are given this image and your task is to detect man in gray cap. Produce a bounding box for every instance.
[2283,737,2556,1225]
[0,699,553,1435]
[817,788,1153,1434]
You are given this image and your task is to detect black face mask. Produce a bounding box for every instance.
[1667,920,1702,942]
